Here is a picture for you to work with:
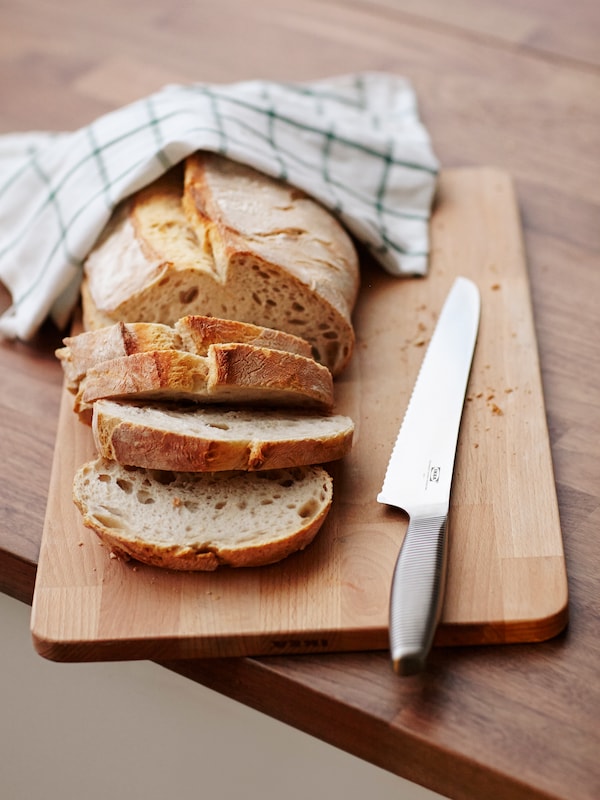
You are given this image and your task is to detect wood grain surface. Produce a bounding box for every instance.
[1,1,598,799]
[30,167,568,662]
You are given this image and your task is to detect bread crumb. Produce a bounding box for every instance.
[109,551,118,559]
[490,403,504,416]
[491,283,501,290]
[78,541,84,547]
[173,496,183,507]
[474,443,479,448]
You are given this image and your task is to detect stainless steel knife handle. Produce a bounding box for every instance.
[389,513,448,675]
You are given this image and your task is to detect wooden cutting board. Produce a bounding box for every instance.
[30,167,569,662]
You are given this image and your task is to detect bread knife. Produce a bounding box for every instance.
[378,277,480,675]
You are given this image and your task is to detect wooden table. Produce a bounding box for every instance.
[1,2,598,798]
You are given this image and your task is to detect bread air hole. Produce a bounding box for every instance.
[179,287,199,304]
[150,470,176,484]
[298,499,319,519]
[136,491,155,505]
[251,265,274,280]
[96,506,124,525]
[116,478,133,494]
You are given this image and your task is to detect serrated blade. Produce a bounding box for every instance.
[378,276,480,675]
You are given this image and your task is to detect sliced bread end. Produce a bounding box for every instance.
[73,458,333,570]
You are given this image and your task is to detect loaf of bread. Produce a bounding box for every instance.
[77,343,334,412]
[70,156,361,571]
[92,400,354,472]
[56,315,313,394]
[73,458,333,570]
[81,154,359,375]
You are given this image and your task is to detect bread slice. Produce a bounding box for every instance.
[56,316,312,394]
[73,458,333,570]
[56,321,181,393]
[81,156,359,375]
[92,400,354,472]
[175,314,312,359]
[77,344,334,412]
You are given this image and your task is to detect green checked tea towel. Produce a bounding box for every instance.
[0,72,438,340]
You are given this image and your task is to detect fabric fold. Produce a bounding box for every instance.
[0,73,438,340]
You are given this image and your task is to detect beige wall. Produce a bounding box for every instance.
[1,592,445,800]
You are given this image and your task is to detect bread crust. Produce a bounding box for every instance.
[78,345,334,411]
[57,316,313,396]
[92,401,354,472]
[56,321,182,392]
[175,315,313,359]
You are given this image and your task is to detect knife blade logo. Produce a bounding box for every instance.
[429,465,441,483]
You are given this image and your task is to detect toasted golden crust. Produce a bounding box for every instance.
[78,344,334,411]
[56,321,182,392]
[84,515,327,571]
[92,401,354,472]
[57,315,314,399]
[175,315,313,359]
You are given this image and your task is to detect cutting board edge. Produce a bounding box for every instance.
[29,619,390,663]
[30,600,570,664]
[436,601,569,647]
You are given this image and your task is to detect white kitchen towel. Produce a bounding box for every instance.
[0,72,438,340]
